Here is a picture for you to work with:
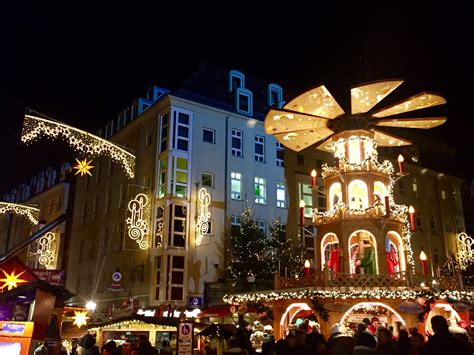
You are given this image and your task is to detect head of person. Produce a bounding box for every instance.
[355,332,376,349]
[241,320,251,332]
[295,329,306,344]
[312,323,321,334]
[431,315,449,334]
[362,318,371,326]
[162,340,169,347]
[377,327,392,346]
[286,333,297,348]
[410,333,425,350]
[330,323,343,337]
[357,322,367,333]
[79,334,96,349]
[398,329,409,340]
[103,341,116,351]
[371,317,380,329]
[263,324,273,335]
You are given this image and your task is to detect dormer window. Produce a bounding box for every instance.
[229,70,245,92]
[236,88,253,115]
[267,83,283,107]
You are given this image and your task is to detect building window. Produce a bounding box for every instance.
[415,212,422,231]
[231,172,242,200]
[168,204,186,247]
[267,83,283,107]
[229,70,245,92]
[75,277,81,293]
[155,207,164,248]
[119,183,127,208]
[257,220,266,237]
[231,129,243,157]
[276,142,284,167]
[172,109,191,152]
[255,136,265,162]
[143,176,152,188]
[445,221,451,233]
[108,158,114,176]
[202,173,214,188]
[167,255,185,301]
[56,195,62,212]
[429,214,436,234]
[95,160,101,183]
[101,229,109,257]
[299,183,313,218]
[231,216,241,226]
[172,157,188,198]
[441,190,446,200]
[158,158,166,199]
[78,239,84,262]
[255,177,266,205]
[85,174,91,190]
[159,113,169,153]
[81,202,87,226]
[205,221,213,235]
[277,182,287,208]
[236,88,253,115]
[297,154,305,165]
[154,256,162,301]
[412,178,418,193]
[115,223,124,252]
[203,128,215,144]
[47,199,53,215]
[398,179,406,195]
[105,189,111,215]
[145,132,153,147]
[92,196,99,220]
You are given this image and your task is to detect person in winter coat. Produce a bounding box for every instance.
[78,334,100,355]
[353,331,377,355]
[235,320,254,354]
[421,315,471,355]
[261,325,275,355]
[376,327,401,355]
[396,329,411,355]
[137,335,157,355]
[102,341,121,355]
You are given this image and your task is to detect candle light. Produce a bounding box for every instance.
[408,205,415,231]
[304,259,311,276]
[398,154,404,174]
[420,248,428,277]
[299,199,306,226]
[311,169,317,188]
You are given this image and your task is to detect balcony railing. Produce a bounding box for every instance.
[275,270,463,290]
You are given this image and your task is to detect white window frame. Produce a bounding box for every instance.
[172,108,191,152]
[229,70,245,92]
[158,158,167,199]
[257,220,266,237]
[159,112,169,153]
[254,135,265,162]
[203,128,215,144]
[276,142,284,167]
[231,129,243,157]
[299,183,313,218]
[168,255,185,301]
[202,172,214,188]
[169,203,187,248]
[267,83,283,107]
[231,216,241,226]
[277,182,287,208]
[236,88,253,115]
[231,172,242,200]
[255,177,267,205]
[172,155,188,198]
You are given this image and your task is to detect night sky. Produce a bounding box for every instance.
[1,2,473,194]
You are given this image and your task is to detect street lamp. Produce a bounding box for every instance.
[86,301,97,311]
[299,200,305,226]
[420,248,428,277]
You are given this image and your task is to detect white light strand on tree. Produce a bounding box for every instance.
[21,114,136,179]
[196,188,211,246]
[0,202,39,225]
[126,193,149,250]
[456,233,474,270]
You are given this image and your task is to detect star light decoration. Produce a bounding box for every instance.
[72,311,89,328]
[0,268,28,291]
[21,114,135,179]
[0,202,39,225]
[73,158,94,177]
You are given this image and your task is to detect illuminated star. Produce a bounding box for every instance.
[72,311,89,328]
[0,268,28,291]
[73,159,94,177]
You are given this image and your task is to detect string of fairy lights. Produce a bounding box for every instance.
[0,202,40,225]
[21,114,136,179]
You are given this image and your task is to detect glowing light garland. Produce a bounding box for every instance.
[456,233,474,270]
[196,188,211,246]
[0,202,39,225]
[126,193,149,250]
[21,114,135,179]
[223,288,474,304]
[36,232,57,269]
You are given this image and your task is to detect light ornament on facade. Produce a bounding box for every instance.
[21,114,136,179]
[36,232,57,269]
[73,158,94,177]
[0,202,39,225]
[126,193,150,250]
[0,269,28,291]
[196,188,211,246]
[456,233,474,270]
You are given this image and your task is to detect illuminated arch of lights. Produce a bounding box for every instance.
[126,193,149,250]
[0,202,39,225]
[21,114,135,179]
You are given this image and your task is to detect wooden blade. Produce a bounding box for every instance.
[283,85,345,119]
[372,129,412,147]
[372,92,446,118]
[351,79,403,114]
[376,117,446,129]
[264,109,329,135]
[275,127,334,152]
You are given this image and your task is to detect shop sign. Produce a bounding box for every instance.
[177,322,193,355]
[189,296,202,307]
[31,269,64,286]
[107,272,124,292]
[0,323,25,335]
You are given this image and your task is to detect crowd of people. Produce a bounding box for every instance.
[225,315,472,355]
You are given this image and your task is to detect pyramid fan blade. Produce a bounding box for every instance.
[316,139,334,152]
[275,127,334,152]
[283,85,345,119]
[372,92,446,118]
[376,117,447,129]
[372,129,412,147]
[351,80,403,114]
[264,109,330,135]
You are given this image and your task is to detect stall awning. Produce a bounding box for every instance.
[198,305,230,318]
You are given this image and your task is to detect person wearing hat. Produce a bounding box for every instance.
[327,323,354,355]
[235,320,254,354]
[261,325,275,355]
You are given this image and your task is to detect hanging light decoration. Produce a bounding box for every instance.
[0,202,39,225]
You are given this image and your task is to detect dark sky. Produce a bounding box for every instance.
[1,2,473,194]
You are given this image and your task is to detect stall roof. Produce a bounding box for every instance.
[87,314,178,330]
[0,280,73,302]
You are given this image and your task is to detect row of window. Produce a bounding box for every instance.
[230,172,287,207]
[231,129,284,166]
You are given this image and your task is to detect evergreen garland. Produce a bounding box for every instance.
[311,297,329,322]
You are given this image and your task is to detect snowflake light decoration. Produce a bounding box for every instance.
[21,114,135,179]
[0,202,39,225]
